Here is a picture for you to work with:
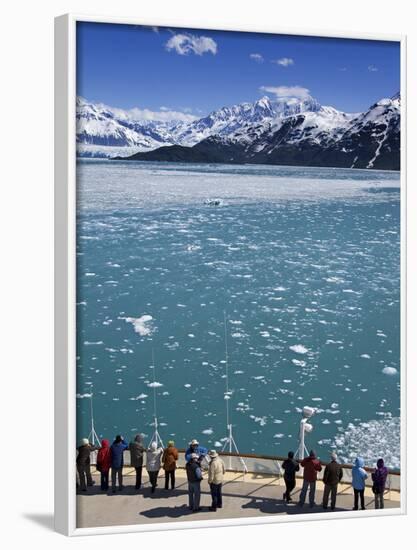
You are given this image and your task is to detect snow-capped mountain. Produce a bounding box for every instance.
[76,97,188,157]
[118,93,400,171]
[77,95,327,156]
[171,95,322,146]
[317,94,401,170]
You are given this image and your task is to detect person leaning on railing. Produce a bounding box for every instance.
[146,441,164,494]
[162,441,179,490]
[129,434,146,491]
[76,438,99,491]
[372,458,388,509]
[110,435,128,493]
[281,451,300,503]
[298,450,322,508]
[351,457,368,510]
[96,439,111,491]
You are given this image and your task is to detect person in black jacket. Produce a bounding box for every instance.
[322,451,343,510]
[281,451,300,502]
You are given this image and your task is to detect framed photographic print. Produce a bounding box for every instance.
[54,13,406,536]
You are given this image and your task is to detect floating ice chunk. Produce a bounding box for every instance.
[290,344,309,354]
[137,393,148,399]
[214,441,222,448]
[292,359,306,367]
[382,367,398,376]
[84,341,104,345]
[360,354,371,359]
[325,277,344,283]
[124,314,154,336]
[202,428,213,435]
[273,433,284,438]
[76,393,92,399]
[188,334,195,338]
[184,384,191,388]
[148,381,163,388]
[333,417,400,468]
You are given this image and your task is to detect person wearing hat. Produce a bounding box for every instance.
[281,451,300,503]
[185,439,208,464]
[110,435,129,492]
[322,451,343,510]
[162,440,179,490]
[207,450,226,511]
[186,453,203,511]
[298,449,322,508]
[129,434,146,490]
[76,438,99,491]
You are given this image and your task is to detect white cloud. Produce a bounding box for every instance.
[272,57,295,67]
[165,33,217,56]
[259,85,311,99]
[103,103,197,123]
[368,65,378,72]
[250,53,264,63]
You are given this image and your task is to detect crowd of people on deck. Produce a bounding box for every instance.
[76,435,390,513]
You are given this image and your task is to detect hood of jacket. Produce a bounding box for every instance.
[101,439,110,448]
[354,457,365,468]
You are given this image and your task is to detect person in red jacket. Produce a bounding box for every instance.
[298,449,322,508]
[96,439,112,491]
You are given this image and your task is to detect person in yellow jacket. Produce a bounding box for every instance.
[207,450,226,511]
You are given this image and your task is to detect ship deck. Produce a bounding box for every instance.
[77,467,401,528]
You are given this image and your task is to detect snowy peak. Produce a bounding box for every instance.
[76,93,326,154]
[77,93,401,169]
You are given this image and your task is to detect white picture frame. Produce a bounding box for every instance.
[54,13,407,536]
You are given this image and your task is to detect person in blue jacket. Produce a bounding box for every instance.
[351,456,368,510]
[185,439,208,464]
[110,435,129,493]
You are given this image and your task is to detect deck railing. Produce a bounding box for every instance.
[88,448,401,492]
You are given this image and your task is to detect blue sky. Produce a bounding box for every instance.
[77,22,400,117]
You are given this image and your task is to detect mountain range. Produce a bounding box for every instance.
[77,93,400,170]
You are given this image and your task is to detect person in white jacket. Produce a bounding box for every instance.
[146,442,163,493]
[207,450,226,511]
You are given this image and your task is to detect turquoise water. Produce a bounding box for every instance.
[76,160,401,467]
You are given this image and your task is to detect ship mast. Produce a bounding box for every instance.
[221,310,247,473]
